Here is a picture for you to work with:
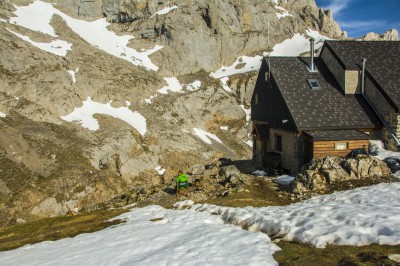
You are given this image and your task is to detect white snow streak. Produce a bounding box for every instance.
[61,97,147,135]
[220,77,232,92]
[275,6,293,19]
[8,29,72,57]
[0,111,6,118]
[151,6,178,18]
[193,128,223,145]
[67,68,79,83]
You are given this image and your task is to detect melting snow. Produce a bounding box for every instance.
[60,97,147,136]
[0,205,279,265]
[151,5,178,18]
[275,6,293,19]
[274,175,295,185]
[240,105,251,123]
[8,29,72,57]
[220,77,232,92]
[157,77,183,94]
[271,29,331,56]
[190,183,400,248]
[210,55,263,79]
[193,128,223,145]
[0,111,6,118]
[155,166,166,175]
[185,80,201,91]
[370,140,400,178]
[10,0,163,70]
[245,139,253,147]
[67,68,79,83]
[252,170,268,177]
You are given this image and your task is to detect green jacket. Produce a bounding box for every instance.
[176,173,188,189]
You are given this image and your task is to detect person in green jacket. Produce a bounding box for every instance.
[176,170,188,194]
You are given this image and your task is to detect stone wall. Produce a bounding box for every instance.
[269,128,301,175]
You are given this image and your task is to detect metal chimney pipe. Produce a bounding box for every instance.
[310,38,315,71]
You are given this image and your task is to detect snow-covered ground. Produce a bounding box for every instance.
[190,183,400,248]
[60,97,147,135]
[2,184,400,265]
[9,0,162,70]
[0,206,279,266]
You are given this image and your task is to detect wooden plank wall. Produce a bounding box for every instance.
[313,140,369,159]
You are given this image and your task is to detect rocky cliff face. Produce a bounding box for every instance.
[102,0,343,75]
[0,0,390,226]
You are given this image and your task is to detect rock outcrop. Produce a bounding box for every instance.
[362,29,399,41]
[289,156,392,195]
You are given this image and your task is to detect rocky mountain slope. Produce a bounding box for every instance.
[0,0,396,226]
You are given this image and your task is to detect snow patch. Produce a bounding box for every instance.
[252,170,267,177]
[191,183,400,248]
[275,6,293,19]
[151,5,178,18]
[271,29,331,56]
[155,166,166,175]
[10,0,163,70]
[274,175,295,185]
[67,68,79,83]
[0,18,8,23]
[0,111,6,118]
[61,97,147,136]
[185,80,201,91]
[220,76,232,92]
[220,126,229,131]
[193,128,223,145]
[240,105,251,123]
[8,29,71,56]
[157,77,183,94]
[211,55,263,79]
[245,139,253,147]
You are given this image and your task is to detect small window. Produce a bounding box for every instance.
[307,79,321,90]
[275,134,282,152]
[335,142,348,150]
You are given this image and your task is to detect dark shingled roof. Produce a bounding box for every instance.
[325,41,400,110]
[305,130,369,141]
[269,56,381,131]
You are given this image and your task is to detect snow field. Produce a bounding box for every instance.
[0,206,280,266]
[60,97,147,136]
[190,183,400,248]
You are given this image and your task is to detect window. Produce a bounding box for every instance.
[307,79,321,90]
[275,134,282,152]
[254,94,259,105]
[335,142,348,150]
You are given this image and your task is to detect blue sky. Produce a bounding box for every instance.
[315,0,400,37]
